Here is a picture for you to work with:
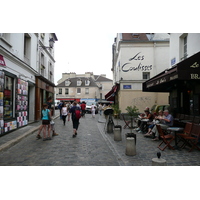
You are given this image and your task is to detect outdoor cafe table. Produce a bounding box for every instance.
[167,127,184,149]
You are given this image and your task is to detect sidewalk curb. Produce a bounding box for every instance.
[0,115,59,153]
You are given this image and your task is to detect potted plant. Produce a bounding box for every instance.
[125,105,139,142]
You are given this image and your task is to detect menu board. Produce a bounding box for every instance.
[16,79,28,128]
[0,71,4,134]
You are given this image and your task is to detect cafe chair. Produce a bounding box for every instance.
[176,122,193,146]
[181,123,200,152]
[156,124,175,151]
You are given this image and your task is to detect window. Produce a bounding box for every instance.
[143,72,150,80]
[65,88,69,95]
[183,36,187,59]
[180,34,188,60]
[48,62,53,81]
[24,33,31,65]
[77,79,82,86]
[4,76,14,120]
[85,79,90,86]
[77,88,81,94]
[40,53,45,76]
[85,88,89,94]
[59,88,62,94]
[65,79,71,86]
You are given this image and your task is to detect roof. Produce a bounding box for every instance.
[121,33,169,42]
[57,77,98,87]
[94,75,113,82]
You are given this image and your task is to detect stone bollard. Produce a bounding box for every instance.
[107,121,114,133]
[152,158,167,166]
[114,125,122,141]
[125,137,136,156]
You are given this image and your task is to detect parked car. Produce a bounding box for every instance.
[86,102,98,114]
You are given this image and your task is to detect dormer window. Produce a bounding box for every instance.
[132,33,140,39]
[77,79,82,86]
[65,79,71,86]
[85,79,90,86]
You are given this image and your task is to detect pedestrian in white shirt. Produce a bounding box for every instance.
[91,104,96,118]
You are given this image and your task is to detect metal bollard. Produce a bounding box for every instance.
[125,137,136,156]
[114,125,122,141]
[152,152,167,166]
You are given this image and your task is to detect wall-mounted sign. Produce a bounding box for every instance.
[123,85,132,89]
[121,52,153,72]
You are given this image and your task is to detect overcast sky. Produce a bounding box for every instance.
[54,32,116,84]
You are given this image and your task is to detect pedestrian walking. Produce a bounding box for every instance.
[47,96,58,136]
[61,103,69,125]
[36,104,51,141]
[91,103,96,118]
[80,101,86,117]
[58,101,64,119]
[68,101,81,138]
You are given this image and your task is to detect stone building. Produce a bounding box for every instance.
[56,72,113,102]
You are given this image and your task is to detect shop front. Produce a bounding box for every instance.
[0,70,30,136]
[143,51,200,116]
[35,76,55,121]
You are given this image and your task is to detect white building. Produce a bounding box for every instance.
[0,33,57,135]
[110,33,170,112]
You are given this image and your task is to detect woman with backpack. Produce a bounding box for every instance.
[68,101,81,138]
[61,103,69,125]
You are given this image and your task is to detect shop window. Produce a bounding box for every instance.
[4,76,13,120]
[143,72,150,80]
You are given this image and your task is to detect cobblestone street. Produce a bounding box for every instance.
[0,112,199,166]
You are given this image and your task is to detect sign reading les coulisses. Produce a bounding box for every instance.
[121,52,153,72]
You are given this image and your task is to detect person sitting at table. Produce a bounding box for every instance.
[151,110,174,141]
[136,107,150,130]
[138,109,154,133]
[144,110,164,137]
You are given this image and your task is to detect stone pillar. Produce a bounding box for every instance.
[114,125,122,141]
[152,158,167,166]
[125,137,136,156]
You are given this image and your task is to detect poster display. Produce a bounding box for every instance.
[16,79,28,128]
[0,71,4,134]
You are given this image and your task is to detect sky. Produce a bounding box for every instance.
[54,32,116,84]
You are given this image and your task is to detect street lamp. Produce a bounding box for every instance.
[39,38,55,49]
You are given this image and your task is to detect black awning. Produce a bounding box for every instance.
[143,51,200,92]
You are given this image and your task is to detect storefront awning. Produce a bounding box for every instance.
[105,85,119,101]
[56,98,80,102]
[143,51,200,92]
[0,55,6,66]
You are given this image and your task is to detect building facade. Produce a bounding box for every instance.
[143,33,200,116]
[110,33,170,113]
[56,72,113,102]
[0,33,57,136]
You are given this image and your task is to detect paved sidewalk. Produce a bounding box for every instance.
[0,111,60,152]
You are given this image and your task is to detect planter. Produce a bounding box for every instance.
[125,133,136,144]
